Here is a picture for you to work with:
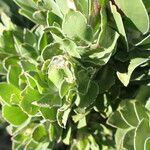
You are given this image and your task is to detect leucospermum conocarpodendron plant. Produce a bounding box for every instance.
[0,0,150,149]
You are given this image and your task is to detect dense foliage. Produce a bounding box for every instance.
[0,0,150,149]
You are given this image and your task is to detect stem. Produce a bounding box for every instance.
[88,0,92,24]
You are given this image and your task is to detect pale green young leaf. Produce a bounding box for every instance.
[48,65,64,88]
[1,12,15,30]
[55,0,69,15]
[114,0,149,34]
[62,10,88,40]
[63,127,71,145]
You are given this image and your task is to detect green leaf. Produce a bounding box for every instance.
[77,81,99,108]
[7,65,22,87]
[0,63,6,75]
[107,100,149,129]
[119,101,139,127]
[89,27,119,65]
[2,105,28,126]
[97,64,115,94]
[71,136,90,150]
[134,119,150,150]
[44,26,64,39]
[40,107,57,121]
[3,56,19,70]
[135,34,150,47]
[24,140,39,150]
[74,0,88,17]
[47,11,62,26]
[76,70,90,94]
[32,124,48,142]
[115,128,128,150]
[49,123,62,141]
[107,111,130,129]
[33,10,47,25]
[23,72,43,94]
[14,0,37,12]
[20,44,38,59]
[33,92,62,108]
[110,2,128,50]
[1,0,150,149]
[62,39,81,58]
[38,32,48,52]
[146,138,150,150]
[117,58,148,86]
[57,104,71,128]
[20,60,37,72]
[114,0,149,34]
[136,85,150,104]
[96,7,107,46]
[42,0,63,18]
[41,43,62,60]
[0,83,20,104]
[123,128,135,150]
[21,86,42,115]
[23,29,37,47]
[19,9,37,24]
[59,79,73,98]
[0,30,17,54]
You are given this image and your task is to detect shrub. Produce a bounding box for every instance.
[0,0,150,149]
